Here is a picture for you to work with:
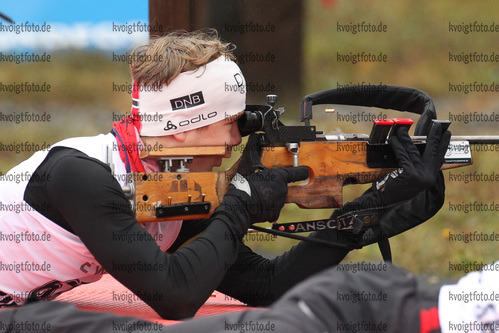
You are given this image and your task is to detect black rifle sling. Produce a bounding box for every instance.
[300,85,437,135]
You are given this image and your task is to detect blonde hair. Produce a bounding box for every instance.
[130,29,236,86]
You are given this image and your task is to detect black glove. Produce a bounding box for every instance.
[243,166,309,223]
[212,166,309,237]
[342,121,451,212]
[328,121,450,247]
[359,171,446,246]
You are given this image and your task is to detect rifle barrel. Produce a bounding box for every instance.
[411,136,499,145]
[321,134,499,145]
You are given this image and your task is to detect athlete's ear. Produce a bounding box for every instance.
[172,132,187,143]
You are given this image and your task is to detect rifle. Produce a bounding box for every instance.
[122,85,499,247]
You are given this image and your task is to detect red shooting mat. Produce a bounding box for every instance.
[54,273,250,325]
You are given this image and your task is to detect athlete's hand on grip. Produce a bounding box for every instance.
[227,166,309,224]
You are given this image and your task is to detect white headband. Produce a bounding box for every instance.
[134,56,246,136]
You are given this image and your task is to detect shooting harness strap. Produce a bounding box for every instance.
[250,206,394,262]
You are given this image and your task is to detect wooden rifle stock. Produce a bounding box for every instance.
[126,136,494,223]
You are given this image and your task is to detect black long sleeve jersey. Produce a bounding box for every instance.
[0,133,350,320]
[0,133,247,319]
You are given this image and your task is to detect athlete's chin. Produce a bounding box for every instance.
[214,157,224,168]
[197,157,223,171]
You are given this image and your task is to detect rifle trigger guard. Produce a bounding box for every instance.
[286,142,300,167]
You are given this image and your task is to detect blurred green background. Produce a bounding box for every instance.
[1,0,498,280]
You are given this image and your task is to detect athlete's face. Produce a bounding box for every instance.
[142,111,243,172]
[184,114,243,171]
